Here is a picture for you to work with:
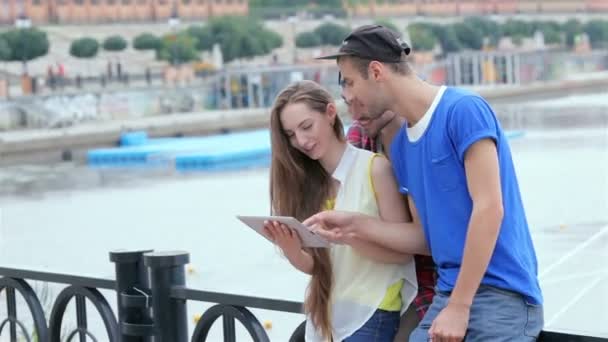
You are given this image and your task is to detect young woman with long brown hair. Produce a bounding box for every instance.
[263,80,417,342]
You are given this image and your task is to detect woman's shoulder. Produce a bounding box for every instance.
[369,153,392,180]
[349,144,376,158]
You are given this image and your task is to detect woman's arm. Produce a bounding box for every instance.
[345,155,415,263]
[285,249,315,275]
[353,156,429,256]
[264,221,314,274]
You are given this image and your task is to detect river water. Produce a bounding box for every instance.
[0,93,607,341]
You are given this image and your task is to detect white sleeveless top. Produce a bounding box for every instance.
[305,144,418,342]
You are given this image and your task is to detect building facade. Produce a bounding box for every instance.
[1,0,607,25]
[0,0,248,24]
[350,0,608,17]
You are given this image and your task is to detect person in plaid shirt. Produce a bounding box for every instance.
[346,108,437,329]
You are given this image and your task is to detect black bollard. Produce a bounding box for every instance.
[110,250,155,342]
[144,251,189,342]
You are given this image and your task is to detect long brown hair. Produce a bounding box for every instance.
[269,80,344,340]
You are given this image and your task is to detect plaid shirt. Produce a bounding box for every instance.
[346,120,437,320]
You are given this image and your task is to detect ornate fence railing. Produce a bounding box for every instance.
[0,250,605,342]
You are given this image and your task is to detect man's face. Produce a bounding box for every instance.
[338,57,388,125]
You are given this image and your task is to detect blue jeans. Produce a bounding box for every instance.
[343,309,400,342]
[410,286,544,341]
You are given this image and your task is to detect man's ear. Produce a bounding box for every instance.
[369,61,384,81]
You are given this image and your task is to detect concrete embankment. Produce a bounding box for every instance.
[1,76,608,165]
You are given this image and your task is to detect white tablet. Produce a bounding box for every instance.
[236,215,330,248]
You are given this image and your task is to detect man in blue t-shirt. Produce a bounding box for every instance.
[306,25,544,341]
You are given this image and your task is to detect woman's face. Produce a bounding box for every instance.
[280,101,336,161]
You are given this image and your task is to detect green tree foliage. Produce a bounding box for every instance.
[0,28,50,64]
[295,31,322,48]
[157,33,199,65]
[452,22,484,50]
[313,22,351,46]
[375,18,399,33]
[401,18,608,53]
[187,26,214,51]
[533,21,562,45]
[0,37,11,62]
[562,19,583,48]
[133,33,161,51]
[407,23,437,51]
[184,16,283,62]
[70,38,99,59]
[430,24,462,54]
[463,17,502,46]
[501,19,535,38]
[584,20,608,49]
[102,35,128,52]
[260,29,283,51]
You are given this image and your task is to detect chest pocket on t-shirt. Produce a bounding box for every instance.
[431,152,464,192]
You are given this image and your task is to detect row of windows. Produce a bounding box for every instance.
[24,0,244,5]
[373,0,583,3]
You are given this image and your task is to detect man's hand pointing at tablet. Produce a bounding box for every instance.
[304,211,362,244]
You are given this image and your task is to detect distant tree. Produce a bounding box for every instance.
[70,37,99,58]
[196,16,284,62]
[562,19,583,48]
[431,25,462,54]
[157,33,199,65]
[187,26,214,51]
[375,18,399,33]
[103,35,128,52]
[0,38,11,62]
[464,17,502,47]
[0,37,11,80]
[534,21,562,45]
[259,29,283,51]
[407,24,437,51]
[133,33,161,51]
[0,28,49,75]
[452,22,484,50]
[296,31,321,48]
[584,19,608,49]
[501,19,535,38]
[314,23,351,46]
[70,37,100,75]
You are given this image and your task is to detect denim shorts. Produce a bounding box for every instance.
[409,286,544,341]
[343,309,400,342]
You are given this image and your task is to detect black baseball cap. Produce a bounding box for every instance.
[317,24,411,63]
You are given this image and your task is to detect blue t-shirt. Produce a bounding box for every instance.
[390,87,543,305]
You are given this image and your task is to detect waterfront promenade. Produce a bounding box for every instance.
[2,74,608,165]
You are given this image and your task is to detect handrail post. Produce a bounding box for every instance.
[110,250,154,342]
[144,251,189,342]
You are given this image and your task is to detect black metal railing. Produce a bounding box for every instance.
[0,249,606,342]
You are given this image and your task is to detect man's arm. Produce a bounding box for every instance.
[308,213,430,257]
[448,138,504,307]
[356,217,430,256]
[429,138,503,340]
[308,155,429,256]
